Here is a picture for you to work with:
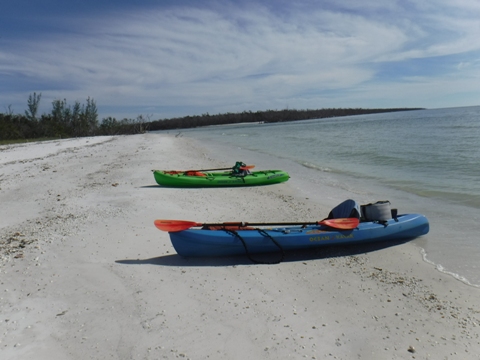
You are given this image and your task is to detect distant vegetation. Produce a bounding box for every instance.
[0,92,424,142]
[148,107,423,131]
[0,93,149,142]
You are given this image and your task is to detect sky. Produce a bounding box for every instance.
[1,0,480,121]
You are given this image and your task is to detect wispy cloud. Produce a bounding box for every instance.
[1,1,479,119]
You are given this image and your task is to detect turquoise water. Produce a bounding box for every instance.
[161,106,480,286]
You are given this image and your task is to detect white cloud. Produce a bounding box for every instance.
[1,1,480,119]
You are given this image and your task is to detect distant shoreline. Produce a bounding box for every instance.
[1,106,425,144]
[204,121,264,128]
[148,107,425,131]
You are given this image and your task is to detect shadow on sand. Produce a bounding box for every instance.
[115,238,414,267]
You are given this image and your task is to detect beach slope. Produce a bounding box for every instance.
[1,133,479,359]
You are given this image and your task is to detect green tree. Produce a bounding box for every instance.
[25,92,41,122]
[84,97,98,134]
[99,116,119,135]
[71,101,81,136]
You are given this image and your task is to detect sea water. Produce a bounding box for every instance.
[162,106,480,286]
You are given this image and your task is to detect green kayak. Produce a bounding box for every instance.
[152,169,290,187]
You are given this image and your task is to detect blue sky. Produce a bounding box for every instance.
[1,0,479,120]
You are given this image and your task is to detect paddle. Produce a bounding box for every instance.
[154,218,359,232]
[188,165,255,172]
[153,165,255,174]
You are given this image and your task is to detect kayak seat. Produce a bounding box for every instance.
[327,199,361,220]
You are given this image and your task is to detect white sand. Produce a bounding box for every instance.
[1,133,479,359]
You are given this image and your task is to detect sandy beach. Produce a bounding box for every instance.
[1,133,479,360]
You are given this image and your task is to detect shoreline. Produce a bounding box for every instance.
[203,121,264,128]
[173,120,480,288]
[1,133,479,359]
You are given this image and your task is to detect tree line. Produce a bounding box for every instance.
[0,93,150,142]
[0,92,423,142]
[148,107,423,131]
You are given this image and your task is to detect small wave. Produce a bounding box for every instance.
[389,184,480,210]
[220,133,251,137]
[300,161,331,172]
[420,248,480,288]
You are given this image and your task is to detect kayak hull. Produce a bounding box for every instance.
[153,170,290,187]
[168,214,429,257]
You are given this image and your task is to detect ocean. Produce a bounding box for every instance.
[162,106,480,287]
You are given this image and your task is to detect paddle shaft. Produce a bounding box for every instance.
[185,167,232,172]
[154,165,254,173]
[191,165,254,172]
[206,221,319,227]
[154,218,359,232]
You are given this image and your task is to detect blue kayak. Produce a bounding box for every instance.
[168,214,429,258]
